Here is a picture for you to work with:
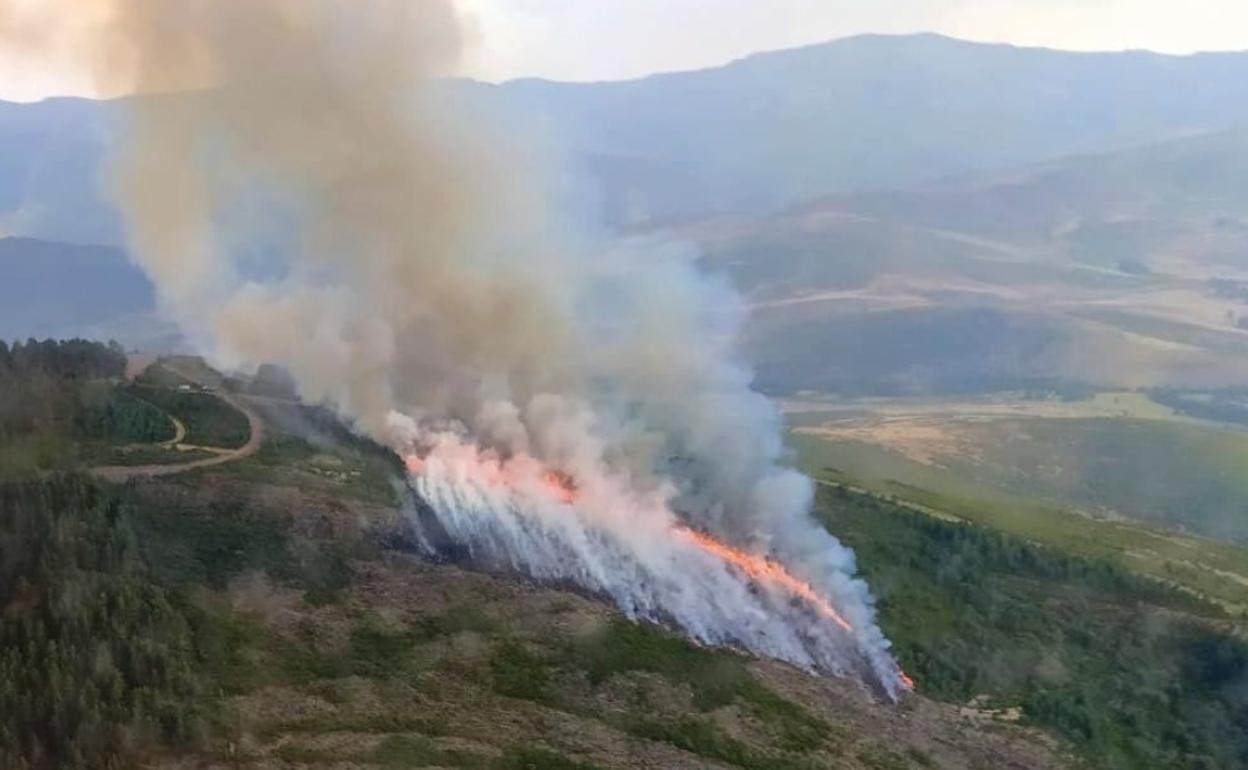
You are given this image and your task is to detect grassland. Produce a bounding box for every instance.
[788,394,1248,615]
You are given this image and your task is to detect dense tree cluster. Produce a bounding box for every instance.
[72,388,176,445]
[0,341,175,477]
[0,477,212,769]
[821,484,1248,770]
[0,339,126,381]
[0,339,128,442]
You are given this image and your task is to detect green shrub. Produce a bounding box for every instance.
[491,639,551,702]
[501,746,602,770]
[371,734,440,767]
[570,617,830,751]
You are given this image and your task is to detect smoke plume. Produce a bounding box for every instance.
[1,0,908,696]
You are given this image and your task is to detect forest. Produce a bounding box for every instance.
[819,484,1248,770]
[3,341,1248,769]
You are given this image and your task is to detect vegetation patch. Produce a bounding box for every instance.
[490,639,551,702]
[74,383,176,444]
[569,617,831,753]
[819,483,1248,769]
[793,429,1248,612]
[130,384,250,449]
[0,476,222,769]
[232,432,400,506]
[628,717,818,770]
[501,746,602,770]
[82,444,216,467]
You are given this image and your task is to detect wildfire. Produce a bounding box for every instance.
[405,445,914,691]
[535,458,857,631]
[406,448,857,633]
[678,528,855,633]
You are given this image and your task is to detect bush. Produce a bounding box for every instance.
[491,639,551,702]
[501,746,601,770]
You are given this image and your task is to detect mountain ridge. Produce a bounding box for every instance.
[8,33,1248,240]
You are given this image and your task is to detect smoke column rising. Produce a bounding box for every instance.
[0,0,909,696]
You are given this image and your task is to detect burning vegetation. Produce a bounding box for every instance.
[0,0,908,698]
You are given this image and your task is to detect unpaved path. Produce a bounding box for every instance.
[93,388,264,482]
[163,414,188,446]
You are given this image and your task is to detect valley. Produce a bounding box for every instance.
[4,24,1248,770]
[1,345,1071,770]
[4,344,1247,769]
[786,390,1248,614]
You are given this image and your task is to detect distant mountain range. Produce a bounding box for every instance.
[0,237,161,343]
[6,33,1248,243]
[0,98,121,246]
[686,126,1248,394]
[468,33,1248,224]
[7,33,1248,391]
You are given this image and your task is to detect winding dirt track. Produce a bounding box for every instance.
[92,389,264,483]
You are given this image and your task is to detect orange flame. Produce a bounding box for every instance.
[407,447,914,690]
[541,461,858,633]
[678,529,855,633]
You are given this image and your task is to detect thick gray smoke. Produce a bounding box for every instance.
[1,0,908,697]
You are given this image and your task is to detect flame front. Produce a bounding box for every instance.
[402,442,914,697]
[538,457,857,632]
[677,529,855,633]
[408,449,860,634]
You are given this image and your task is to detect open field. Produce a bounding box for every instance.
[787,393,1248,615]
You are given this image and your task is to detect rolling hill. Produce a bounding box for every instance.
[8,35,1248,387]
[673,128,1248,395]
[0,236,158,342]
[7,34,1248,243]
[471,33,1248,224]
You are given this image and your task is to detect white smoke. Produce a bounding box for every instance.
[0,0,908,697]
[400,421,904,695]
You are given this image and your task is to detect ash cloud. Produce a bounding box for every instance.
[0,0,907,696]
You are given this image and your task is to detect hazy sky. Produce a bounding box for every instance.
[1,0,1246,101]
[458,0,1248,83]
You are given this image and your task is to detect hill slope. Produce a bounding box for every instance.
[674,128,1248,395]
[474,34,1248,222]
[0,236,157,342]
[8,35,1248,239]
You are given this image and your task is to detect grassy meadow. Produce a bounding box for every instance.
[788,393,1248,615]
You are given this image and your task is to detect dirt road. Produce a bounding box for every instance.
[92,389,265,482]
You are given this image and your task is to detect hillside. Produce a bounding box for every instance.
[7,35,1248,245]
[0,347,1072,770]
[473,34,1248,223]
[0,236,160,343]
[800,126,1248,273]
[672,128,1248,396]
[9,36,1248,369]
[5,346,1248,769]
